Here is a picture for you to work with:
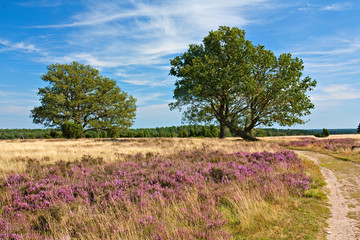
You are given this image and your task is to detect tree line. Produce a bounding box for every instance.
[25,26,318,140]
[2,127,344,140]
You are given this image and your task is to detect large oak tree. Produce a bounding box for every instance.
[31,62,136,134]
[169,26,316,140]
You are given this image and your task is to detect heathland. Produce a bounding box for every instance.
[0,135,359,239]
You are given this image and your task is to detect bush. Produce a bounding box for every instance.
[322,128,330,137]
[61,121,83,139]
[50,130,62,138]
[209,124,219,137]
[314,128,330,138]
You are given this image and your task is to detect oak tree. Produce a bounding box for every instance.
[169,26,316,140]
[31,62,136,135]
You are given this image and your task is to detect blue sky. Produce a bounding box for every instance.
[0,0,359,129]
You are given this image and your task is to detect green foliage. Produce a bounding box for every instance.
[314,128,330,138]
[357,123,360,133]
[1,127,354,140]
[209,124,219,137]
[169,26,316,141]
[253,128,314,137]
[30,61,136,133]
[61,121,83,139]
[322,128,330,137]
[50,130,62,138]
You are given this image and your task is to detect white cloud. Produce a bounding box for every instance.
[299,2,353,12]
[311,84,360,101]
[291,35,360,85]
[32,0,272,69]
[120,78,173,87]
[321,2,352,11]
[116,71,173,87]
[0,39,40,53]
[0,105,33,115]
[133,92,165,106]
[134,103,182,128]
[18,0,63,7]
[29,0,284,89]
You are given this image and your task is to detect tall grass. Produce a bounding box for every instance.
[280,137,360,163]
[0,138,281,176]
[0,139,327,239]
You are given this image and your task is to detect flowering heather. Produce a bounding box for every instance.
[282,138,356,150]
[0,149,312,239]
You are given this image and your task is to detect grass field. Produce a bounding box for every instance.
[0,138,329,239]
[275,135,360,164]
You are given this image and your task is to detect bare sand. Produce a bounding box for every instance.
[294,150,360,240]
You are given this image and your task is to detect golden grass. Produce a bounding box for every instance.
[268,134,360,163]
[260,134,360,141]
[0,138,281,175]
[0,137,329,239]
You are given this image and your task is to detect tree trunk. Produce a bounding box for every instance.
[227,124,259,141]
[219,121,226,138]
[238,130,258,141]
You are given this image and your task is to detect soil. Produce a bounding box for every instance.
[294,150,360,240]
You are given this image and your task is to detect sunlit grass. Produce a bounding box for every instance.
[0,138,281,176]
[0,138,328,239]
[273,135,360,164]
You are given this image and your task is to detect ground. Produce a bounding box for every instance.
[295,150,360,240]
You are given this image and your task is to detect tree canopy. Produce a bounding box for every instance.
[31,62,136,134]
[169,26,316,140]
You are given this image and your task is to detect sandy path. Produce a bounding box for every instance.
[293,150,360,240]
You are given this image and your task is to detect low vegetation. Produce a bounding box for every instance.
[2,127,355,140]
[0,138,328,239]
[314,128,330,138]
[281,137,360,164]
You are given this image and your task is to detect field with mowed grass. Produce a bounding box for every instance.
[0,138,328,239]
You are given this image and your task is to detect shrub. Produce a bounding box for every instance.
[50,130,62,138]
[314,128,330,138]
[322,128,330,137]
[61,121,83,139]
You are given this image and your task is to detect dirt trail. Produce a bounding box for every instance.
[293,150,360,240]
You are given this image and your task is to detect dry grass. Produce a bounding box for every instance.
[268,134,360,164]
[261,134,360,141]
[0,137,329,239]
[0,137,280,175]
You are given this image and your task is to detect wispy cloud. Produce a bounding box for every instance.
[0,39,40,53]
[17,0,64,7]
[0,105,33,115]
[133,92,165,106]
[0,90,39,116]
[115,71,173,87]
[292,35,360,83]
[311,84,360,101]
[29,0,280,89]
[321,2,352,11]
[32,1,269,65]
[299,2,354,12]
[134,103,182,128]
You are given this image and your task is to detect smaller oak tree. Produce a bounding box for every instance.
[31,62,136,136]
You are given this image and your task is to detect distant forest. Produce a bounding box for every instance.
[0,127,357,139]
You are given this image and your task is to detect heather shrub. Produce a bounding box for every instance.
[0,149,315,239]
[282,138,356,152]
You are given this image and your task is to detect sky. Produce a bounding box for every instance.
[0,0,359,129]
